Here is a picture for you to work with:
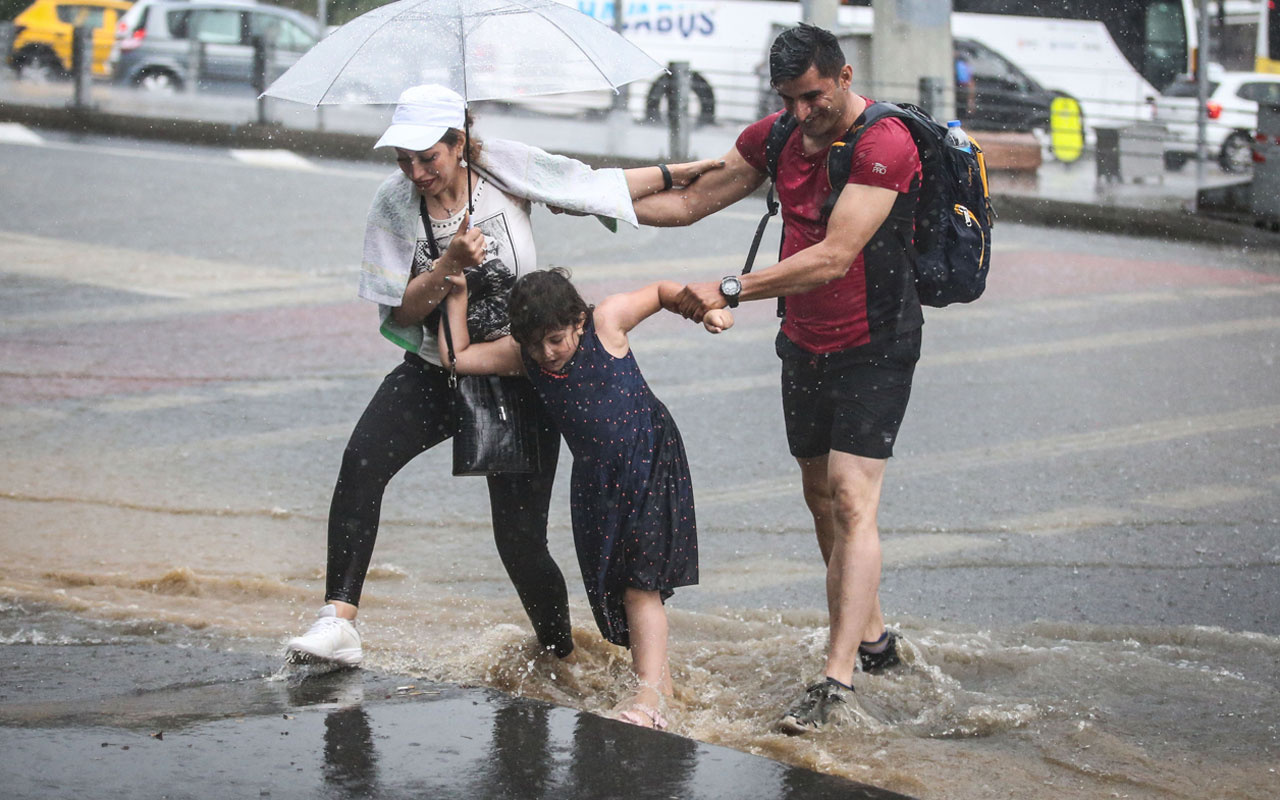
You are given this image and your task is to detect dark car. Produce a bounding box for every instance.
[756,33,1058,133]
[954,37,1059,132]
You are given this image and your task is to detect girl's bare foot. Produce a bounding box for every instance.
[610,683,668,730]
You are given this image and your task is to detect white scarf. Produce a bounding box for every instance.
[358,138,636,311]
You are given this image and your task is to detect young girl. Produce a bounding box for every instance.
[440,267,732,729]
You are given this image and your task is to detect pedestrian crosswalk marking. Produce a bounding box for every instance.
[97,393,210,414]
[229,149,316,170]
[0,230,339,310]
[922,315,1280,366]
[0,123,43,146]
[699,404,1280,507]
[1137,484,1266,510]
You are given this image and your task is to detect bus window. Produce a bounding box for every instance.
[948,0,1193,92]
[1144,0,1189,89]
[1264,0,1280,72]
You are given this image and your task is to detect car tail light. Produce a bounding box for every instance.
[118,27,146,51]
[1206,101,1222,120]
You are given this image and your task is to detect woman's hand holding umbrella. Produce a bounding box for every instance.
[391,213,484,327]
[439,212,485,274]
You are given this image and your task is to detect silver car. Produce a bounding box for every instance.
[107,0,318,92]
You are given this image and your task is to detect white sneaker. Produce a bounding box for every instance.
[285,604,362,666]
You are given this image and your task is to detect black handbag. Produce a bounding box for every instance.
[442,316,541,476]
[420,198,540,476]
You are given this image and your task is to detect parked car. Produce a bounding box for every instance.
[1155,71,1280,172]
[8,0,133,80]
[107,0,318,92]
[954,37,1060,133]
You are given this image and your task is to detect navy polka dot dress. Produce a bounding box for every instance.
[525,312,698,647]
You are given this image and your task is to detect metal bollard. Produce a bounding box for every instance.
[251,35,271,125]
[0,23,16,80]
[917,76,943,119]
[186,40,204,94]
[71,25,92,109]
[667,60,691,163]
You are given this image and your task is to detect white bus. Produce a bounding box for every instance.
[1260,0,1280,72]
[527,0,1195,129]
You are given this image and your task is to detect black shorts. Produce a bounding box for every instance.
[777,329,921,460]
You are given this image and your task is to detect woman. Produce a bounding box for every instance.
[285,84,720,666]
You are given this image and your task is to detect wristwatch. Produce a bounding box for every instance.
[719,275,742,308]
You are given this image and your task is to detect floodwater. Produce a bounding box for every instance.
[2,142,1279,798]
[2,497,1276,799]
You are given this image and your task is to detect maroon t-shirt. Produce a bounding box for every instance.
[736,101,921,353]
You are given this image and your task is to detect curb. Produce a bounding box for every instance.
[5,98,1278,247]
[990,192,1280,247]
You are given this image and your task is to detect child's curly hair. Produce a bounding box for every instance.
[508,268,590,347]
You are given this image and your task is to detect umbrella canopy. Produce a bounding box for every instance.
[263,0,665,106]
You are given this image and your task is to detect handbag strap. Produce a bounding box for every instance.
[440,292,460,389]
[419,196,442,261]
[421,196,460,388]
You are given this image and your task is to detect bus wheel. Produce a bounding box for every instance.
[645,72,716,126]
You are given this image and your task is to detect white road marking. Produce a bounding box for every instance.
[98,393,210,414]
[699,404,1280,507]
[229,149,316,170]
[0,134,383,179]
[0,231,322,299]
[923,316,1280,367]
[1138,484,1267,510]
[0,123,44,146]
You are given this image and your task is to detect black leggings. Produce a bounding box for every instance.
[325,352,573,657]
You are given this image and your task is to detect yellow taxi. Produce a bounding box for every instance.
[9,0,133,80]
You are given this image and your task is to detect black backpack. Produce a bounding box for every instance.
[745,101,994,308]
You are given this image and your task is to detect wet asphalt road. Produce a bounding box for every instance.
[2,129,1279,639]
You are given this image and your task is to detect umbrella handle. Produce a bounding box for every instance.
[465,112,474,215]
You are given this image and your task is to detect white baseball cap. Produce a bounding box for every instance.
[374,84,466,151]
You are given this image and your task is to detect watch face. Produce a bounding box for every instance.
[721,276,741,296]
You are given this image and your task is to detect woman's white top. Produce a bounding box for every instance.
[357,138,636,366]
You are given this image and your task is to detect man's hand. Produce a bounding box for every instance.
[675,281,726,321]
[441,212,485,272]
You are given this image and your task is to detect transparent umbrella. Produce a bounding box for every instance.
[262,0,664,106]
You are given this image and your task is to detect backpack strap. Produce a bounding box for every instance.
[741,112,797,277]
[819,101,910,221]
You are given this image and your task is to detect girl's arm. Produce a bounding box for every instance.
[438,276,525,376]
[594,281,734,356]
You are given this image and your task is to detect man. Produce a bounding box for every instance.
[630,23,923,733]
[955,51,977,116]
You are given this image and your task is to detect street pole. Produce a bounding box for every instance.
[872,0,952,121]
[611,0,629,112]
[668,61,690,161]
[316,0,327,131]
[1194,0,1211,197]
[800,0,838,29]
[70,25,91,110]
